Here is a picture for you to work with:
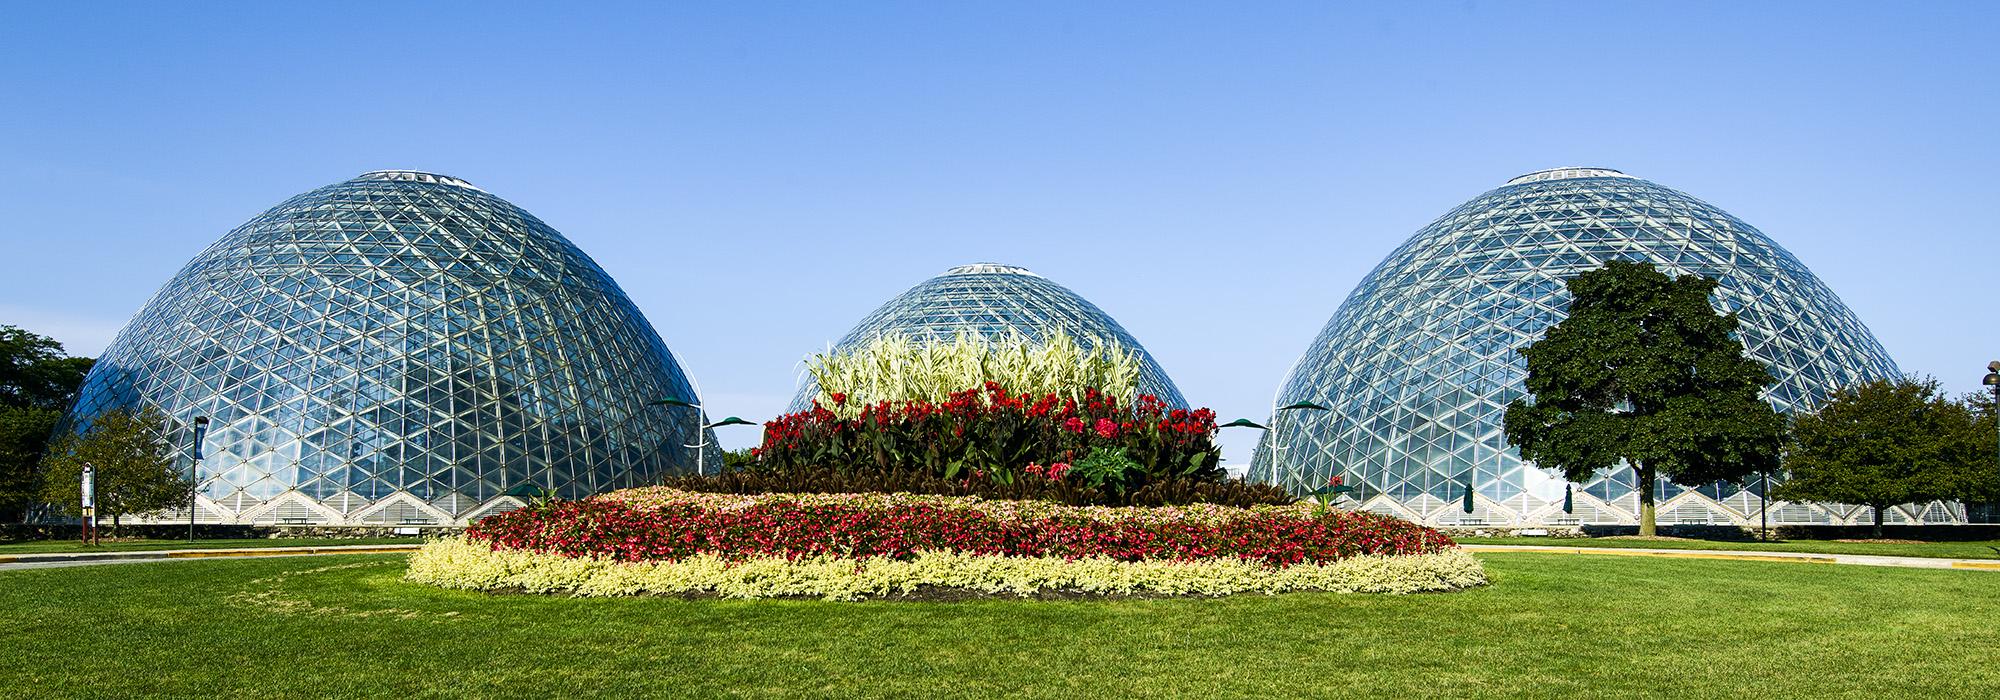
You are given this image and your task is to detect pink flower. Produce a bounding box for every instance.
[1094,418,1118,439]
[1327,475,1344,488]
[1047,462,1071,480]
[1062,417,1086,434]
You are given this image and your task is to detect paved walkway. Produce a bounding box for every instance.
[3,542,1996,573]
[1460,543,2000,571]
[0,543,422,571]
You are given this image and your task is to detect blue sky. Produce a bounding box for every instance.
[2,2,1995,463]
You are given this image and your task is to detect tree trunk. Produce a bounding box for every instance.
[1872,505,1884,539]
[1637,465,1657,537]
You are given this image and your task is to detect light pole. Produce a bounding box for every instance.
[1984,361,1999,468]
[647,396,706,475]
[647,396,760,476]
[1219,418,1267,482]
[1983,362,1999,521]
[1226,400,1333,494]
[188,416,208,543]
[1274,401,1331,495]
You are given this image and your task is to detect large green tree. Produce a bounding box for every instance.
[1775,378,1994,538]
[38,406,190,533]
[0,324,95,521]
[1503,260,1785,536]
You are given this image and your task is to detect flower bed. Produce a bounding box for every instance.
[407,537,1486,601]
[406,488,1485,600]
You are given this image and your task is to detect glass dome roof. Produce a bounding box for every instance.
[790,263,1188,410]
[1251,168,1916,527]
[67,171,709,525]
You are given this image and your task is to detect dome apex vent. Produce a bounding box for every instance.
[1505,167,1632,185]
[944,263,1042,278]
[355,170,483,191]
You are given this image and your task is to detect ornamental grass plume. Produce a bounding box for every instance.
[804,329,1143,414]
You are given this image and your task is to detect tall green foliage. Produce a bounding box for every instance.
[38,406,191,532]
[804,330,1142,414]
[0,407,63,521]
[1502,261,1785,536]
[1775,377,1993,537]
[1,325,95,409]
[0,324,95,521]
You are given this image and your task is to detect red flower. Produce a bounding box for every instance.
[1063,417,1086,434]
[1094,418,1118,439]
[831,392,848,406]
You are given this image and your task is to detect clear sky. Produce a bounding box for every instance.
[2,2,1995,464]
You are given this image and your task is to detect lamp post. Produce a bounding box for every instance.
[188,416,208,543]
[1273,401,1331,494]
[1984,361,1999,472]
[1219,418,1267,482]
[1226,400,1333,493]
[1983,362,1999,523]
[647,396,706,475]
[646,396,759,476]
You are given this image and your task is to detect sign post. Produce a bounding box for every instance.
[188,416,209,543]
[80,463,96,546]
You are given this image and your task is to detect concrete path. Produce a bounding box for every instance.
[1461,543,2000,571]
[0,543,422,572]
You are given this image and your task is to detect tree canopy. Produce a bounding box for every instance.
[38,406,190,531]
[1775,377,1994,537]
[1503,260,1785,536]
[1,324,95,521]
[1,325,94,410]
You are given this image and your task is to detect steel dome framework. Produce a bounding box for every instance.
[790,263,1188,411]
[67,170,709,526]
[1250,168,1930,527]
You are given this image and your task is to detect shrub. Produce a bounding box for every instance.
[657,465,1293,508]
[804,330,1142,411]
[755,383,1223,494]
[464,488,1455,566]
[406,536,1489,601]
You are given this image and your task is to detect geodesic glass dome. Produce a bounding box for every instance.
[790,263,1187,410]
[67,170,710,525]
[1250,168,1922,527]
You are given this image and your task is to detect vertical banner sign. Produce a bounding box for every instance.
[81,463,96,544]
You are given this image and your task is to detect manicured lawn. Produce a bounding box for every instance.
[1459,536,2000,560]
[1,552,1995,698]
[0,537,421,555]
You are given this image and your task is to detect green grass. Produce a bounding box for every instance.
[1459,536,2000,560]
[0,537,420,555]
[2,552,1995,698]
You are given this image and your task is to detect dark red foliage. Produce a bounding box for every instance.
[658,465,1295,508]
[754,384,1224,489]
[466,496,1457,567]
